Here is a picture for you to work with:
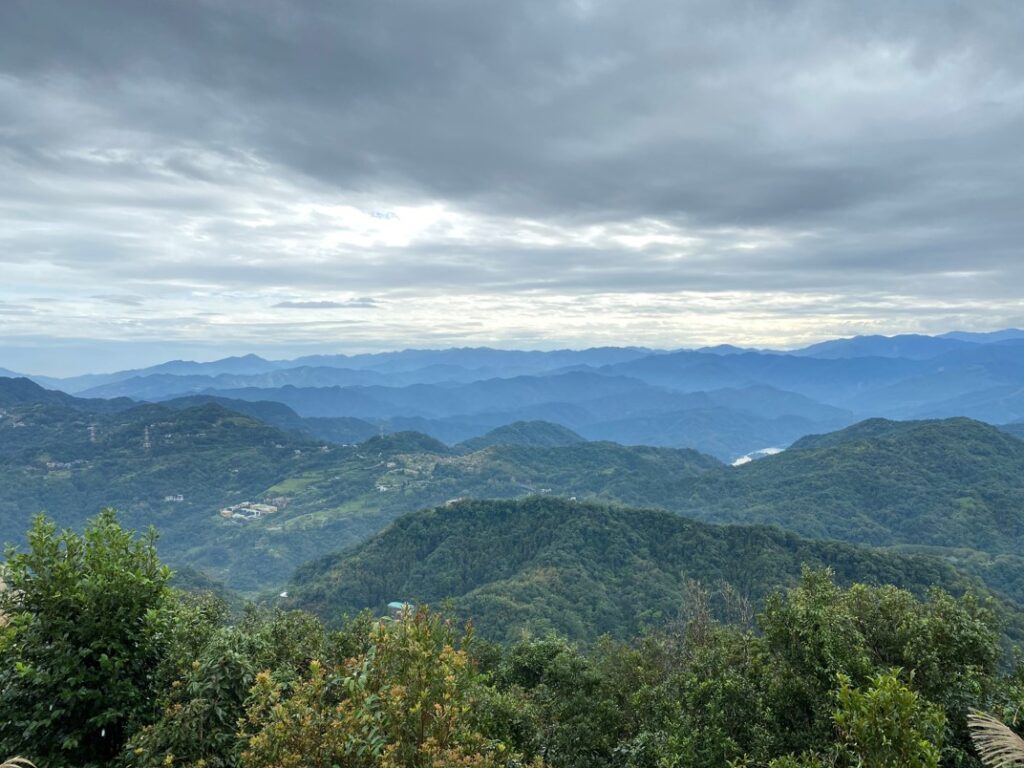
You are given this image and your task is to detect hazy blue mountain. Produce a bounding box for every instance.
[0,376,134,413]
[292,346,658,374]
[79,367,390,399]
[550,384,850,425]
[205,371,653,419]
[362,414,496,444]
[941,329,1024,343]
[455,421,586,452]
[79,359,694,401]
[81,373,243,399]
[42,354,285,393]
[581,407,838,460]
[161,394,310,431]
[703,385,854,421]
[201,384,402,418]
[41,348,664,396]
[910,385,1024,424]
[301,416,382,444]
[601,351,753,392]
[841,368,1006,417]
[695,344,758,355]
[162,394,381,444]
[136,353,282,377]
[23,331,1024,479]
[85,363,576,400]
[602,350,924,404]
[794,334,976,360]
[930,338,1024,378]
[606,345,1024,417]
[181,374,851,458]
[372,404,597,445]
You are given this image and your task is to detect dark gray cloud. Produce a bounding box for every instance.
[1,0,1023,372]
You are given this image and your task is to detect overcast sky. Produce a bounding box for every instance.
[2,1,1023,375]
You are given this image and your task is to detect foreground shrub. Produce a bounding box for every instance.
[0,511,173,767]
[241,608,525,768]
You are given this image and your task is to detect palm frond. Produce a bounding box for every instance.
[1,758,36,768]
[969,711,1024,768]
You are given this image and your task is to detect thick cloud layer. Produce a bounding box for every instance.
[1,1,1022,374]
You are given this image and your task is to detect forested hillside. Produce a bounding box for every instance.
[455,420,586,451]
[0,376,722,590]
[1001,421,1024,440]
[190,436,720,589]
[0,394,333,575]
[10,367,1024,603]
[680,418,1024,555]
[284,497,998,642]
[3,512,1014,768]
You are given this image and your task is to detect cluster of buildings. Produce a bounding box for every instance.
[0,408,26,428]
[44,459,89,471]
[219,501,282,522]
[387,601,414,619]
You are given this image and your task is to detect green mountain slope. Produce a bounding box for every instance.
[0,397,333,578]
[284,497,995,642]
[11,368,1024,607]
[196,437,720,590]
[0,376,134,412]
[2,379,723,592]
[679,418,1024,555]
[455,420,585,452]
[161,394,381,444]
[1000,421,1024,441]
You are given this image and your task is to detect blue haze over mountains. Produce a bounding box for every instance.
[6,330,1024,461]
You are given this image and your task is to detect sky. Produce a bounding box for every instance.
[1,0,1023,376]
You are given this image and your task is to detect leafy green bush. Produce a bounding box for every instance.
[0,510,173,767]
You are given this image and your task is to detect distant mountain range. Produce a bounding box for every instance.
[8,364,1024,665]
[7,332,1024,461]
[5,330,1024,650]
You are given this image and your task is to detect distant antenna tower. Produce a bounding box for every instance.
[143,425,152,451]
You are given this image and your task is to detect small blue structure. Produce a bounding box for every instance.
[387,600,414,619]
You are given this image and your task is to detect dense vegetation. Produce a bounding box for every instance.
[680,419,1024,554]
[455,420,586,452]
[0,381,723,590]
[3,511,1023,768]
[1003,421,1024,440]
[0,388,345,588]
[283,497,1011,643]
[9,374,1024,608]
